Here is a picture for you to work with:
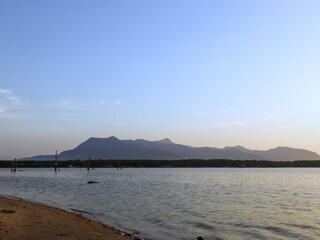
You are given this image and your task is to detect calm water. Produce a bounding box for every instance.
[1,168,320,240]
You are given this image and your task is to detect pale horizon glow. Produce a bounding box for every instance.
[1,1,320,159]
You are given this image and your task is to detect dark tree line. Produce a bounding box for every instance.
[1,159,320,168]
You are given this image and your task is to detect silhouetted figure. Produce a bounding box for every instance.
[12,159,17,172]
[117,160,122,170]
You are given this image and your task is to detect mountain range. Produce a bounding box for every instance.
[23,136,320,161]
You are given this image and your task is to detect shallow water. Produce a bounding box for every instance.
[1,168,320,240]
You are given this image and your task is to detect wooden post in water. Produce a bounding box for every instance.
[87,157,91,171]
[54,150,58,171]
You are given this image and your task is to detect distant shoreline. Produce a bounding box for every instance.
[1,159,320,168]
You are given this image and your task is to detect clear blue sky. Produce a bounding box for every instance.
[1,0,320,159]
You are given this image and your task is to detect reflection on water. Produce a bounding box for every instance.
[1,168,320,240]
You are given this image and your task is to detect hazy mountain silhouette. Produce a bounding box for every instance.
[58,137,177,160]
[252,146,320,161]
[22,155,56,161]
[22,136,320,161]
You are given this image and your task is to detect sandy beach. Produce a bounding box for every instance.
[0,197,137,240]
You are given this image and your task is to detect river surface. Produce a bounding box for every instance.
[1,168,320,240]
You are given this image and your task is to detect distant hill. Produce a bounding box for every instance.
[58,136,176,160]
[22,155,55,161]
[22,136,320,161]
[252,147,320,161]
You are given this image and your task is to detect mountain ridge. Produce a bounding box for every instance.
[22,136,320,161]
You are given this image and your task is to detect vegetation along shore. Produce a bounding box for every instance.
[1,159,320,169]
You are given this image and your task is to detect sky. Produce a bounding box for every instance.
[1,0,320,159]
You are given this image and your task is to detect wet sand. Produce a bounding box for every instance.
[0,197,138,240]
